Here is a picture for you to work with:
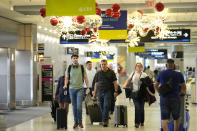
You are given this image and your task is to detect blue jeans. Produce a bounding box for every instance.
[97,90,112,122]
[69,88,84,123]
[133,99,145,124]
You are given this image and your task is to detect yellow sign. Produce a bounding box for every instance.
[128,47,145,52]
[99,30,127,40]
[46,0,96,16]
[91,59,114,63]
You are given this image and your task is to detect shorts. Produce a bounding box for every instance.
[58,95,71,104]
[160,98,181,120]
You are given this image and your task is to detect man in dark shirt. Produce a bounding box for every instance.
[93,59,118,127]
[154,59,186,131]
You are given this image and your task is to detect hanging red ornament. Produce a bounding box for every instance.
[143,28,149,32]
[40,8,46,17]
[112,3,120,13]
[113,11,120,18]
[155,2,165,12]
[128,24,134,29]
[137,10,143,15]
[50,18,58,26]
[77,16,85,24]
[93,28,98,32]
[96,2,99,8]
[105,9,113,17]
[81,29,87,36]
[96,8,101,15]
[156,27,161,32]
[85,27,91,32]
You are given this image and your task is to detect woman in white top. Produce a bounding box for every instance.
[123,62,147,128]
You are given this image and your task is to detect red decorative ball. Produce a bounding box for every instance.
[113,11,120,18]
[96,2,98,8]
[96,8,101,15]
[105,9,113,17]
[81,29,87,36]
[156,27,161,32]
[93,28,98,32]
[155,2,165,12]
[143,28,149,32]
[137,10,143,15]
[77,16,85,24]
[40,8,46,17]
[112,3,120,12]
[50,18,58,26]
[85,27,91,32]
[128,24,134,29]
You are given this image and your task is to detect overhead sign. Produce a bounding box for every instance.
[46,0,96,16]
[128,47,145,53]
[140,29,190,42]
[99,10,127,40]
[135,49,168,59]
[60,31,91,44]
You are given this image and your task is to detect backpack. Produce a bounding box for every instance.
[67,64,85,82]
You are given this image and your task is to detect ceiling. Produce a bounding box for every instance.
[0,0,197,52]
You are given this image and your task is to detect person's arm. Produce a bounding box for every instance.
[93,83,98,99]
[84,73,89,89]
[154,82,160,92]
[55,79,60,99]
[180,82,186,96]
[113,80,118,97]
[63,76,69,89]
[123,77,132,88]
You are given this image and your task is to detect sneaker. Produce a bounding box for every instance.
[103,121,108,127]
[141,123,144,126]
[78,123,84,128]
[73,123,78,128]
[135,123,139,128]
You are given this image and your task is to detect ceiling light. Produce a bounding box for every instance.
[38,26,42,29]
[44,28,48,31]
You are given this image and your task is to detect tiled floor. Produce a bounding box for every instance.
[6,93,197,131]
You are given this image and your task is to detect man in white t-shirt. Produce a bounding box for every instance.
[84,61,96,114]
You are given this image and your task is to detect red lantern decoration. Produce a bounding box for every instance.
[113,11,120,18]
[77,16,85,24]
[81,29,87,36]
[93,28,98,32]
[96,8,101,15]
[112,3,120,13]
[50,18,58,26]
[143,28,149,32]
[40,8,46,17]
[85,27,91,32]
[137,10,143,15]
[128,24,134,29]
[155,2,165,12]
[156,27,161,32]
[105,9,113,17]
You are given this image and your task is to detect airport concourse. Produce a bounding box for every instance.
[0,0,197,131]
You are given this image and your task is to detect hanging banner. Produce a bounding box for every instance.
[128,47,145,52]
[46,0,96,16]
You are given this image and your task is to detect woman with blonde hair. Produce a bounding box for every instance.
[123,62,147,128]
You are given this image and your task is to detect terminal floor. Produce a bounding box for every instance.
[5,96,197,131]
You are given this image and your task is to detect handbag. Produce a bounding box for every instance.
[158,71,175,96]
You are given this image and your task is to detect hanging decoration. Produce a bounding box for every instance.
[127,3,169,47]
[105,3,121,19]
[40,8,46,17]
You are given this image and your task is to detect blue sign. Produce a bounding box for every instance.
[99,10,127,30]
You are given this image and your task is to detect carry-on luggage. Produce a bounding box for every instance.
[87,100,102,124]
[114,105,128,127]
[50,99,59,121]
[56,108,67,129]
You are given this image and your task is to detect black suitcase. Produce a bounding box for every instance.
[50,99,59,121]
[56,108,67,129]
[87,102,102,124]
[114,105,128,127]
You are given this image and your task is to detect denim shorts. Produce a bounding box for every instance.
[160,98,181,120]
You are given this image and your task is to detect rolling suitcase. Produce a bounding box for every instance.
[56,108,67,129]
[50,99,59,122]
[114,105,128,127]
[87,100,102,124]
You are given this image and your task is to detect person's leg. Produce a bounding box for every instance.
[97,92,104,122]
[133,99,140,127]
[76,88,84,128]
[139,100,145,125]
[174,119,181,131]
[171,98,181,131]
[103,91,111,126]
[161,120,169,131]
[65,103,69,115]
[69,89,78,128]
[59,103,64,109]
[160,98,170,131]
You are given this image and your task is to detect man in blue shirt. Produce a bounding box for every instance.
[154,59,186,131]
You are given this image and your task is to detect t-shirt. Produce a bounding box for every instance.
[156,69,185,98]
[84,68,96,88]
[129,72,147,92]
[65,65,86,89]
[94,69,117,92]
